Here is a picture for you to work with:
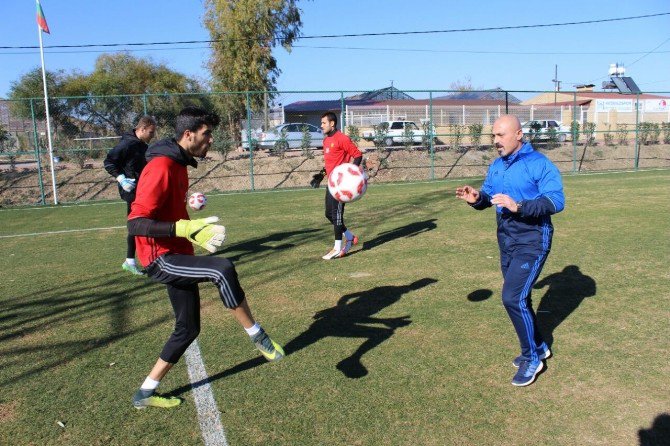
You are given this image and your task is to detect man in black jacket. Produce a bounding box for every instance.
[104,115,157,275]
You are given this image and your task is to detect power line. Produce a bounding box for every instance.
[4,44,670,57]
[0,12,667,50]
[580,36,670,85]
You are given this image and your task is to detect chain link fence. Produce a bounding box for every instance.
[1,89,669,206]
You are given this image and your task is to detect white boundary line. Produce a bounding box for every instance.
[0,225,126,239]
[184,340,228,446]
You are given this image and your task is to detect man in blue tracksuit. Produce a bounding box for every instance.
[456,115,565,386]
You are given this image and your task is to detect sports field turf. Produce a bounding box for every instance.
[0,169,668,445]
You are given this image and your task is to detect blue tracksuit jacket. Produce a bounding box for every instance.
[472,142,565,253]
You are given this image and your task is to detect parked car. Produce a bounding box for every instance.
[521,120,570,142]
[254,123,323,150]
[361,120,428,146]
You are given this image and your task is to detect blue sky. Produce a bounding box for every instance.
[1,0,669,99]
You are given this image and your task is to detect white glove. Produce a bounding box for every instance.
[117,174,136,192]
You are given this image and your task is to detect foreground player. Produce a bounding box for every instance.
[103,115,156,275]
[127,107,284,409]
[316,111,363,260]
[456,114,565,387]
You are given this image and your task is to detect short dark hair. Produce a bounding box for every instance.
[136,115,156,129]
[175,106,220,139]
[321,111,337,127]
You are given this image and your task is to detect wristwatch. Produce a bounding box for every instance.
[515,200,523,214]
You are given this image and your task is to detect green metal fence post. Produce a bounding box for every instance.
[505,91,509,115]
[340,92,345,129]
[246,92,255,191]
[429,91,434,181]
[142,93,148,116]
[634,93,640,170]
[30,99,46,205]
[572,91,577,173]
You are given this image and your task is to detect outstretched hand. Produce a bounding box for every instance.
[491,194,518,212]
[455,185,479,204]
[175,216,226,253]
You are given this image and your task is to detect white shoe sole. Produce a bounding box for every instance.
[511,360,545,387]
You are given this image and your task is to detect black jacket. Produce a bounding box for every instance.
[103,130,149,200]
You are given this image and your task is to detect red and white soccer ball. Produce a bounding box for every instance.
[188,192,207,211]
[327,163,367,203]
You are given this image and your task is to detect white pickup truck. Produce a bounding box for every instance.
[361,120,428,146]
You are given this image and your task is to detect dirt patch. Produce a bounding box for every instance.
[0,400,19,423]
[1,143,668,206]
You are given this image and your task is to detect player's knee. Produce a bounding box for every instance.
[501,291,519,309]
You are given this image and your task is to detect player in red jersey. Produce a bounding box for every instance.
[318,112,363,260]
[127,107,284,409]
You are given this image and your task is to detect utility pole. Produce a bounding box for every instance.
[552,64,561,106]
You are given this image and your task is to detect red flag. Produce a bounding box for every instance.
[36,0,50,34]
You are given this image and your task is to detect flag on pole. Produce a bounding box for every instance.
[36,0,50,34]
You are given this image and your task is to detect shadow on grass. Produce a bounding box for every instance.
[467,289,493,302]
[173,278,437,395]
[638,413,670,446]
[535,265,596,348]
[362,219,437,251]
[216,228,322,263]
[0,273,170,387]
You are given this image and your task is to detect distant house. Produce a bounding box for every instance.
[283,86,516,128]
[434,88,522,104]
[283,86,414,127]
[522,88,670,127]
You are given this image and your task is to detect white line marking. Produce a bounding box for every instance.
[0,226,126,239]
[184,340,228,446]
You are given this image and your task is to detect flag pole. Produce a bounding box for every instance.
[37,15,58,205]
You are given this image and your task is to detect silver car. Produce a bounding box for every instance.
[257,123,323,150]
[521,120,570,142]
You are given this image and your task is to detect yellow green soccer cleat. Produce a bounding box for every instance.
[251,329,285,362]
[132,389,182,409]
[122,261,146,276]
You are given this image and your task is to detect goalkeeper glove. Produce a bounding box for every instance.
[116,174,136,192]
[175,217,226,253]
[310,168,326,188]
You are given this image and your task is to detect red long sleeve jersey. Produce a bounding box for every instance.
[322,130,362,176]
[128,156,194,267]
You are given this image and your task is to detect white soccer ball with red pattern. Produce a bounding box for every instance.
[188,192,207,211]
[327,163,367,203]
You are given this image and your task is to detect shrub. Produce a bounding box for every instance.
[372,122,389,152]
[637,122,652,146]
[617,124,629,146]
[211,127,235,160]
[271,127,289,158]
[546,127,559,149]
[583,122,596,146]
[570,121,581,144]
[662,122,670,144]
[448,124,464,151]
[420,121,433,151]
[346,125,361,144]
[603,125,615,146]
[300,125,314,159]
[401,125,415,151]
[468,123,483,149]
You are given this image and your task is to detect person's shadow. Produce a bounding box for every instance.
[284,278,437,378]
[535,265,597,347]
[638,413,670,446]
[170,277,437,396]
[362,219,437,252]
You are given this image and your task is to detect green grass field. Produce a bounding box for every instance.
[1,170,668,446]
